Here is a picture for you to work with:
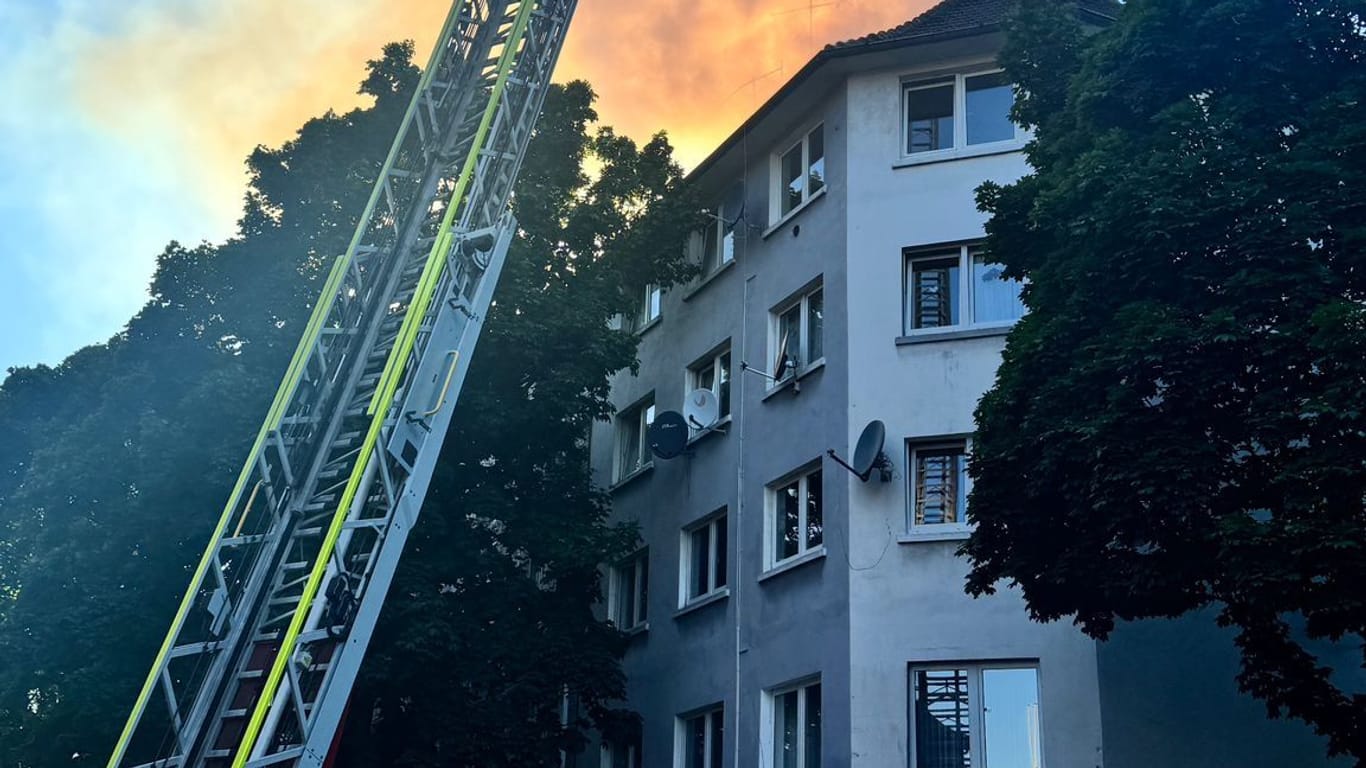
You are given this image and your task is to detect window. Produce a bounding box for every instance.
[910,665,1041,768]
[905,245,1024,333]
[774,125,825,220]
[904,71,1019,157]
[697,184,743,276]
[681,510,727,605]
[769,467,823,566]
[601,738,642,768]
[770,680,821,768]
[687,345,731,429]
[622,283,662,333]
[679,706,724,768]
[908,439,970,533]
[614,396,655,482]
[771,285,824,383]
[609,549,648,631]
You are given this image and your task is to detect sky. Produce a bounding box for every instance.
[0,0,929,373]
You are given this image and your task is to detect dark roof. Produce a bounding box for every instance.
[826,0,1121,53]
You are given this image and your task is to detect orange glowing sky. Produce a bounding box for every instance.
[77,0,931,209]
[0,0,932,369]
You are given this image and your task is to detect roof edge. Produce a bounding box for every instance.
[686,23,1003,184]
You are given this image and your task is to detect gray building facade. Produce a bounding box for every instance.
[587,1,1347,766]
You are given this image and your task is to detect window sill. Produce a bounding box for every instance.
[635,316,662,337]
[683,259,737,301]
[620,621,649,638]
[687,414,732,446]
[762,358,825,401]
[675,587,730,618]
[759,548,826,583]
[609,463,654,492]
[898,528,972,544]
[762,186,827,240]
[896,324,1012,345]
[892,140,1025,169]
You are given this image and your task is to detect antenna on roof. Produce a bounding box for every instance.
[770,0,837,50]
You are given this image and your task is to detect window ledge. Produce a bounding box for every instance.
[892,140,1025,169]
[635,316,662,337]
[675,587,730,618]
[609,463,654,492]
[683,259,737,301]
[759,548,826,583]
[898,528,972,544]
[687,414,732,446]
[896,325,1012,345]
[762,358,825,401]
[621,621,649,638]
[762,186,827,240]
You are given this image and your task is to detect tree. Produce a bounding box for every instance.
[337,82,701,768]
[966,0,1366,760]
[0,40,692,765]
[0,43,417,765]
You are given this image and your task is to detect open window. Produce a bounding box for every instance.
[770,283,824,385]
[614,395,656,482]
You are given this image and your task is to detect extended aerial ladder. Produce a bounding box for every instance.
[105,1,577,765]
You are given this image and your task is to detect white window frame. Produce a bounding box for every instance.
[765,465,824,569]
[613,395,656,483]
[680,509,728,607]
[609,548,649,632]
[686,343,732,433]
[901,68,1025,163]
[903,244,1024,335]
[770,124,826,224]
[675,704,725,768]
[909,663,1043,768]
[762,677,822,768]
[768,283,824,388]
[906,437,972,539]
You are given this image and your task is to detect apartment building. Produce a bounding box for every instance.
[588,1,1346,766]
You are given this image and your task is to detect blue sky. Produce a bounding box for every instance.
[0,0,922,373]
[0,0,225,371]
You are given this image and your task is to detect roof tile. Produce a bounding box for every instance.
[825,0,1120,52]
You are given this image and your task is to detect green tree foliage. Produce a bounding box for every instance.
[967,0,1366,760]
[0,40,693,766]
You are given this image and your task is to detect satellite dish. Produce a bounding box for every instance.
[853,420,887,477]
[684,389,720,430]
[648,411,689,459]
[828,419,893,482]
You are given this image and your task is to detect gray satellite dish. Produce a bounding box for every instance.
[828,419,893,482]
[649,411,690,459]
[684,389,721,430]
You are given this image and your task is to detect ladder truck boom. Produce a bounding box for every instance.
[106,1,576,765]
